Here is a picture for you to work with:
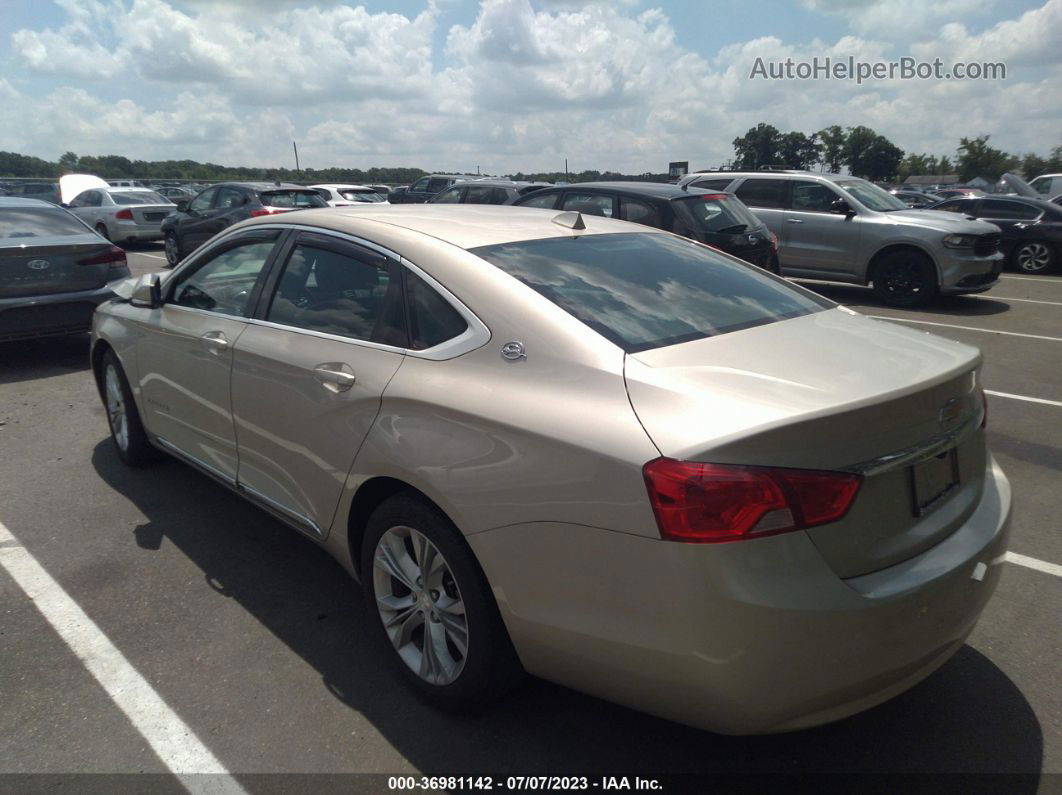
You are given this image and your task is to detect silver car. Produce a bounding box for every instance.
[91,205,1011,734]
[679,170,1004,306]
[66,187,176,243]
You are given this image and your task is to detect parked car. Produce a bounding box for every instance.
[106,179,147,188]
[430,180,551,205]
[677,170,1003,306]
[889,189,945,209]
[62,175,176,243]
[310,184,389,206]
[510,182,778,270]
[7,182,61,205]
[155,186,196,202]
[388,174,468,203]
[931,193,1062,274]
[1,197,129,341]
[160,181,328,267]
[91,204,1009,735]
[932,187,985,200]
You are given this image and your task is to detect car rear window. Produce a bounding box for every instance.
[678,194,761,232]
[471,233,831,353]
[111,191,169,205]
[338,189,384,202]
[259,190,329,208]
[0,208,91,238]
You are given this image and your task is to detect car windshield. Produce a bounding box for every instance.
[679,193,761,232]
[260,190,328,208]
[111,191,170,205]
[338,189,385,202]
[833,179,907,211]
[472,232,831,353]
[0,207,91,238]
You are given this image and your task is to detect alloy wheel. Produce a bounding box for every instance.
[164,234,180,267]
[104,364,129,451]
[1016,242,1051,273]
[372,525,468,686]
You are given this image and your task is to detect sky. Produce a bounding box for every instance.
[1,0,1059,174]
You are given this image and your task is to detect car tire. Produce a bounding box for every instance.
[163,232,182,268]
[1012,241,1056,274]
[871,250,938,307]
[361,492,523,712]
[100,349,157,467]
[95,223,111,241]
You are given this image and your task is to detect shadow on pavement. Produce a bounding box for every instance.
[801,282,1012,316]
[91,440,1043,783]
[0,334,91,386]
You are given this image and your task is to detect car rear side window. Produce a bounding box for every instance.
[0,208,90,238]
[471,233,831,353]
[404,270,468,350]
[679,194,761,232]
[734,179,786,209]
[518,192,559,209]
[266,237,407,347]
[934,200,971,214]
[464,186,496,204]
[689,178,733,191]
[619,198,662,227]
[433,187,464,204]
[111,191,168,205]
[561,193,615,217]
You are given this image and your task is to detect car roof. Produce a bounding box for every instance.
[0,196,57,208]
[310,183,376,190]
[955,195,1059,211]
[537,181,693,199]
[238,203,662,250]
[682,170,863,185]
[456,180,550,189]
[212,181,313,191]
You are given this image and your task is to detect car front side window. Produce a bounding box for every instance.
[190,188,217,212]
[169,235,278,317]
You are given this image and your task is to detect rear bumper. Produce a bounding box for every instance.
[0,281,123,341]
[112,224,164,242]
[468,456,1011,735]
[938,249,1004,295]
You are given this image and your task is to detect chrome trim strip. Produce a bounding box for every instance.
[237,483,323,537]
[840,407,984,477]
[243,317,408,355]
[155,437,236,486]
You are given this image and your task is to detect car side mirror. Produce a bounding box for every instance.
[176,200,189,212]
[830,199,854,216]
[130,274,162,309]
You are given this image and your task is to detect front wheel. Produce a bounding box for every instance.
[163,232,181,268]
[100,350,156,466]
[362,493,522,711]
[1013,241,1055,274]
[872,250,938,307]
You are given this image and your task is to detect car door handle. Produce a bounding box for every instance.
[785,219,804,224]
[201,331,229,354]
[314,363,356,393]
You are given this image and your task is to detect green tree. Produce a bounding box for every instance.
[817,125,846,173]
[778,131,821,170]
[1020,153,1048,179]
[937,155,953,174]
[732,123,782,170]
[58,151,79,173]
[956,135,1019,182]
[843,126,903,181]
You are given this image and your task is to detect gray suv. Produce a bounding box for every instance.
[679,170,1003,306]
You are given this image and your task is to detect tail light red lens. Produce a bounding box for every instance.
[78,246,127,269]
[642,458,862,543]
[115,209,133,220]
[701,193,729,201]
[250,207,289,217]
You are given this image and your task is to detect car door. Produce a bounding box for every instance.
[230,230,408,536]
[780,179,859,274]
[67,190,104,228]
[178,186,220,251]
[974,199,1042,257]
[212,186,250,235]
[405,177,431,203]
[135,228,282,482]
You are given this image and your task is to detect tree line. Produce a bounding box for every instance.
[730,123,1062,183]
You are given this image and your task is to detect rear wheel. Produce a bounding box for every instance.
[100,350,156,466]
[164,232,181,268]
[361,493,522,711]
[872,250,938,307]
[1013,241,1055,274]
[95,223,111,241]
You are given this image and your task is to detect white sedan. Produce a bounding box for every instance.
[310,183,389,207]
[62,175,176,243]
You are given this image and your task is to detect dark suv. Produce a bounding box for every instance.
[510,182,777,270]
[161,182,327,266]
[429,180,551,205]
[388,174,468,204]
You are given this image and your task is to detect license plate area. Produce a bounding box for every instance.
[909,448,960,517]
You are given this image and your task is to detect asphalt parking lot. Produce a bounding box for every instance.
[1,242,1059,791]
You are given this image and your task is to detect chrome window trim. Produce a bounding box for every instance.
[237,222,491,361]
[840,407,984,477]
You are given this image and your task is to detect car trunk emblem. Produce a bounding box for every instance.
[939,398,963,431]
[27,260,51,270]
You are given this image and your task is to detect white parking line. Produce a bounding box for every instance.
[985,390,1062,408]
[1000,274,1062,283]
[0,521,246,794]
[136,253,166,260]
[973,295,1062,307]
[868,315,1062,342]
[1006,551,1062,579]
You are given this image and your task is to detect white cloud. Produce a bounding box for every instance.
[802,0,996,37]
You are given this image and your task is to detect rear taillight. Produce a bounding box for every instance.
[702,193,729,201]
[78,246,127,269]
[642,458,861,543]
[250,207,289,217]
[115,209,133,220]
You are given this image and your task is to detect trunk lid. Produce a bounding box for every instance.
[0,236,116,297]
[625,308,987,577]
